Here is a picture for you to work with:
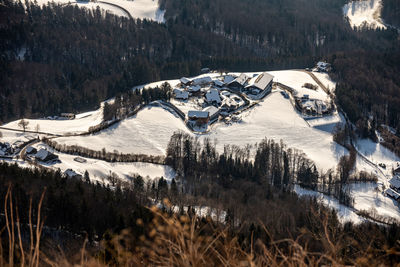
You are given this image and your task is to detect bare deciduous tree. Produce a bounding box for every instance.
[18,119,29,132]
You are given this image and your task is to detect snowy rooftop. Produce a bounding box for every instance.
[203,106,219,117]
[389,176,400,189]
[35,149,52,161]
[180,77,191,85]
[246,72,274,90]
[192,76,213,86]
[205,89,222,104]
[173,88,189,99]
[229,73,248,86]
[188,110,209,119]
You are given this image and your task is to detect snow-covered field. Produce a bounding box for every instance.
[350,183,400,222]
[30,0,165,22]
[271,70,329,101]
[56,90,344,172]
[3,107,103,135]
[35,142,176,183]
[343,0,386,29]
[56,106,190,156]
[294,185,366,224]
[355,138,400,169]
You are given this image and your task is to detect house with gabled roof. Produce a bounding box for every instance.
[245,72,274,94]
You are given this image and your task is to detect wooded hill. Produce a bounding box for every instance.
[1,0,399,137]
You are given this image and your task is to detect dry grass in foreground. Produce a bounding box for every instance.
[1,187,400,266]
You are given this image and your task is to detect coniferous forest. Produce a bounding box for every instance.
[1,0,399,135]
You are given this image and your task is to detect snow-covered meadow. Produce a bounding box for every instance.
[30,0,165,22]
[343,0,386,29]
[3,107,104,135]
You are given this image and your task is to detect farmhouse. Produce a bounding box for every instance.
[35,148,59,162]
[188,110,210,125]
[316,61,331,72]
[173,88,189,100]
[191,76,213,86]
[203,106,220,121]
[227,73,249,90]
[245,72,274,94]
[205,89,222,105]
[385,188,400,201]
[389,176,400,192]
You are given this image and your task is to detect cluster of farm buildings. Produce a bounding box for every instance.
[172,72,274,130]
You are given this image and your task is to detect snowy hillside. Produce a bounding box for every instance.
[56,105,190,156]
[34,143,176,183]
[3,106,104,135]
[30,0,165,22]
[2,68,400,224]
[343,0,386,29]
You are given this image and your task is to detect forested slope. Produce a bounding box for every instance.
[1,0,400,138]
[382,0,400,28]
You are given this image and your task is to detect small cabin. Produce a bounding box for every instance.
[60,113,75,120]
